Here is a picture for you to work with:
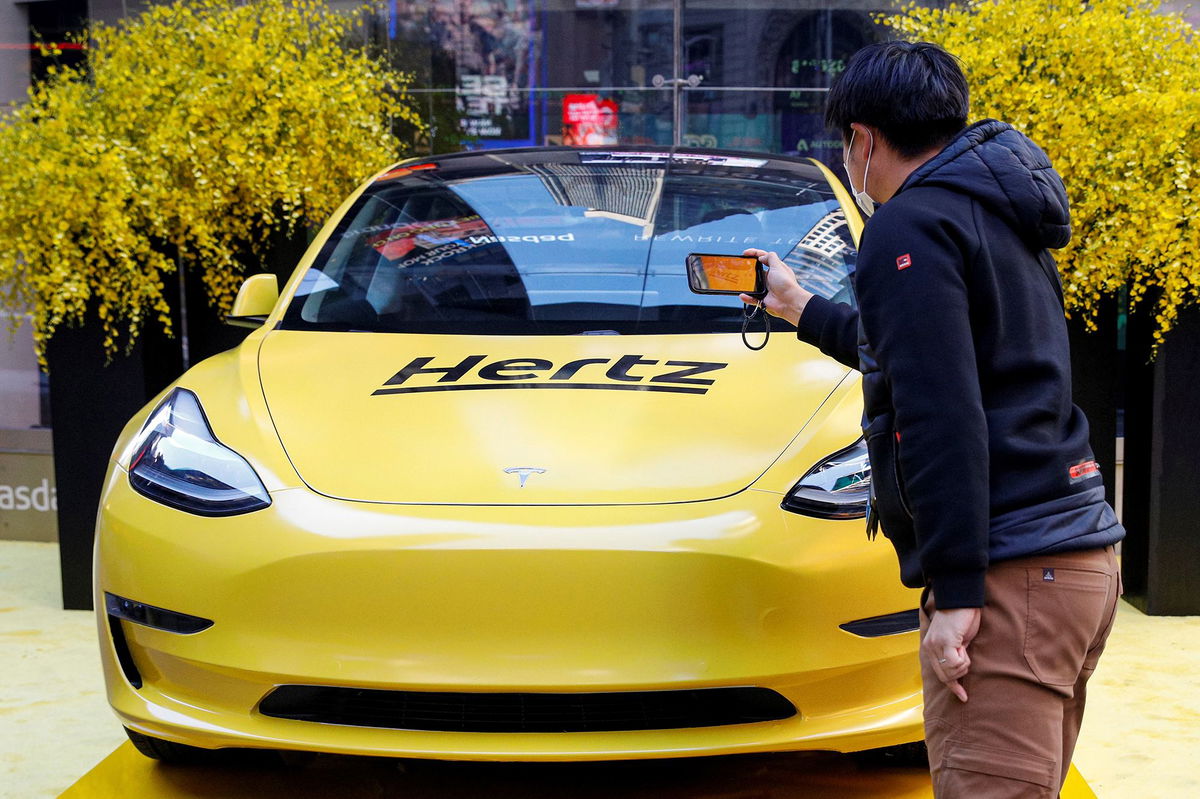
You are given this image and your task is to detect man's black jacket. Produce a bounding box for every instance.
[797,120,1124,608]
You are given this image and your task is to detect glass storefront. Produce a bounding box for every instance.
[0,312,45,431]
[376,0,923,165]
[0,310,55,542]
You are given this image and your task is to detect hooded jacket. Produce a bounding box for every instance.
[797,119,1124,608]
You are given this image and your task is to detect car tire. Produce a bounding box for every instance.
[124,727,294,767]
[851,740,929,769]
[125,727,225,764]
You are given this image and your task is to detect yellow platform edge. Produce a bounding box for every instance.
[60,742,1096,799]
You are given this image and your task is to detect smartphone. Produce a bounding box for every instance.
[685,253,765,297]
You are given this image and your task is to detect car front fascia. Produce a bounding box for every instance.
[96,465,921,761]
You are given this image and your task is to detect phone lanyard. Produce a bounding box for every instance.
[741,301,770,350]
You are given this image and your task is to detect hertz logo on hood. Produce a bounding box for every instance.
[373,355,728,396]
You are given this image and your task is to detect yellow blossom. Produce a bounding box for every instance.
[887,0,1200,345]
[0,0,423,362]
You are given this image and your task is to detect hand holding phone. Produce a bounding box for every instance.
[685,252,771,350]
[738,249,812,328]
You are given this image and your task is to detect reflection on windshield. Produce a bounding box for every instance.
[283,165,856,335]
[365,215,493,263]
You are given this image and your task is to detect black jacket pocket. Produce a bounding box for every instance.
[865,412,916,554]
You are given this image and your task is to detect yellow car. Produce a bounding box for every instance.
[95,147,923,765]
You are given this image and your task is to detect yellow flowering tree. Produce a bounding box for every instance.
[0,0,421,360]
[888,0,1200,342]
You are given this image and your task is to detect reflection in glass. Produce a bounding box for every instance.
[283,153,856,336]
[374,1,891,164]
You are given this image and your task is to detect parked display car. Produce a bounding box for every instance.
[95,146,924,764]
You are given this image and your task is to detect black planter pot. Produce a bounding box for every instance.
[46,316,178,610]
[1067,296,1121,512]
[48,231,309,610]
[1120,297,1200,615]
[47,274,247,610]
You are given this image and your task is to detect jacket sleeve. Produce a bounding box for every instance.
[854,201,990,609]
[795,294,859,370]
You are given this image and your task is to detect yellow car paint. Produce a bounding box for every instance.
[257,331,851,504]
[230,274,279,318]
[97,464,921,759]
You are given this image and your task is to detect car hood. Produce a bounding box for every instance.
[257,331,850,505]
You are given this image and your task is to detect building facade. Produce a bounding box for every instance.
[384,0,902,165]
[7,0,1200,153]
[3,1,925,163]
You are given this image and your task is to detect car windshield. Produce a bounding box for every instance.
[281,155,856,335]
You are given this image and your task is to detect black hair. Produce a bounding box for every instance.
[824,41,969,159]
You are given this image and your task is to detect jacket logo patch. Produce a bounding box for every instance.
[896,253,912,270]
[1068,459,1101,483]
[1043,568,1055,582]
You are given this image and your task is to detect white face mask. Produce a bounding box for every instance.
[843,129,876,218]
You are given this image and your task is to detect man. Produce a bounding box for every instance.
[743,42,1124,797]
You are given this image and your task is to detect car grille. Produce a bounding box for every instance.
[258,685,796,733]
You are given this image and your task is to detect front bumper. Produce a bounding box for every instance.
[96,473,922,760]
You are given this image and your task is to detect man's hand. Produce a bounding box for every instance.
[922,606,982,703]
[738,249,814,327]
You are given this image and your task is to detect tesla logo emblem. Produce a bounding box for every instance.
[503,467,546,488]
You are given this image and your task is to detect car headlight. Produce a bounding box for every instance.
[127,388,271,516]
[782,438,870,519]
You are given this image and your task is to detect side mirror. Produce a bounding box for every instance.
[226,274,279,328]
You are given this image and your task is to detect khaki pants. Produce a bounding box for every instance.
[920,545,1121,798]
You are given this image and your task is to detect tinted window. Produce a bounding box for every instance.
[282,160,856,335]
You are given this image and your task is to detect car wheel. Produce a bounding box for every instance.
[125,727,225,764]
[124,727,294,767]
[851,740,929,769]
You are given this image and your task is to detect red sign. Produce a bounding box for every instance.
[367,215,491,262]
[563,94,619,146]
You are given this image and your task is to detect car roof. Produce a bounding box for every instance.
[387,146,829,185]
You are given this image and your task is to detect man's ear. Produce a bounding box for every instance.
[847,122,874,162]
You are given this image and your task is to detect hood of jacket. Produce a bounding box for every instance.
[899,119,1071,249]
